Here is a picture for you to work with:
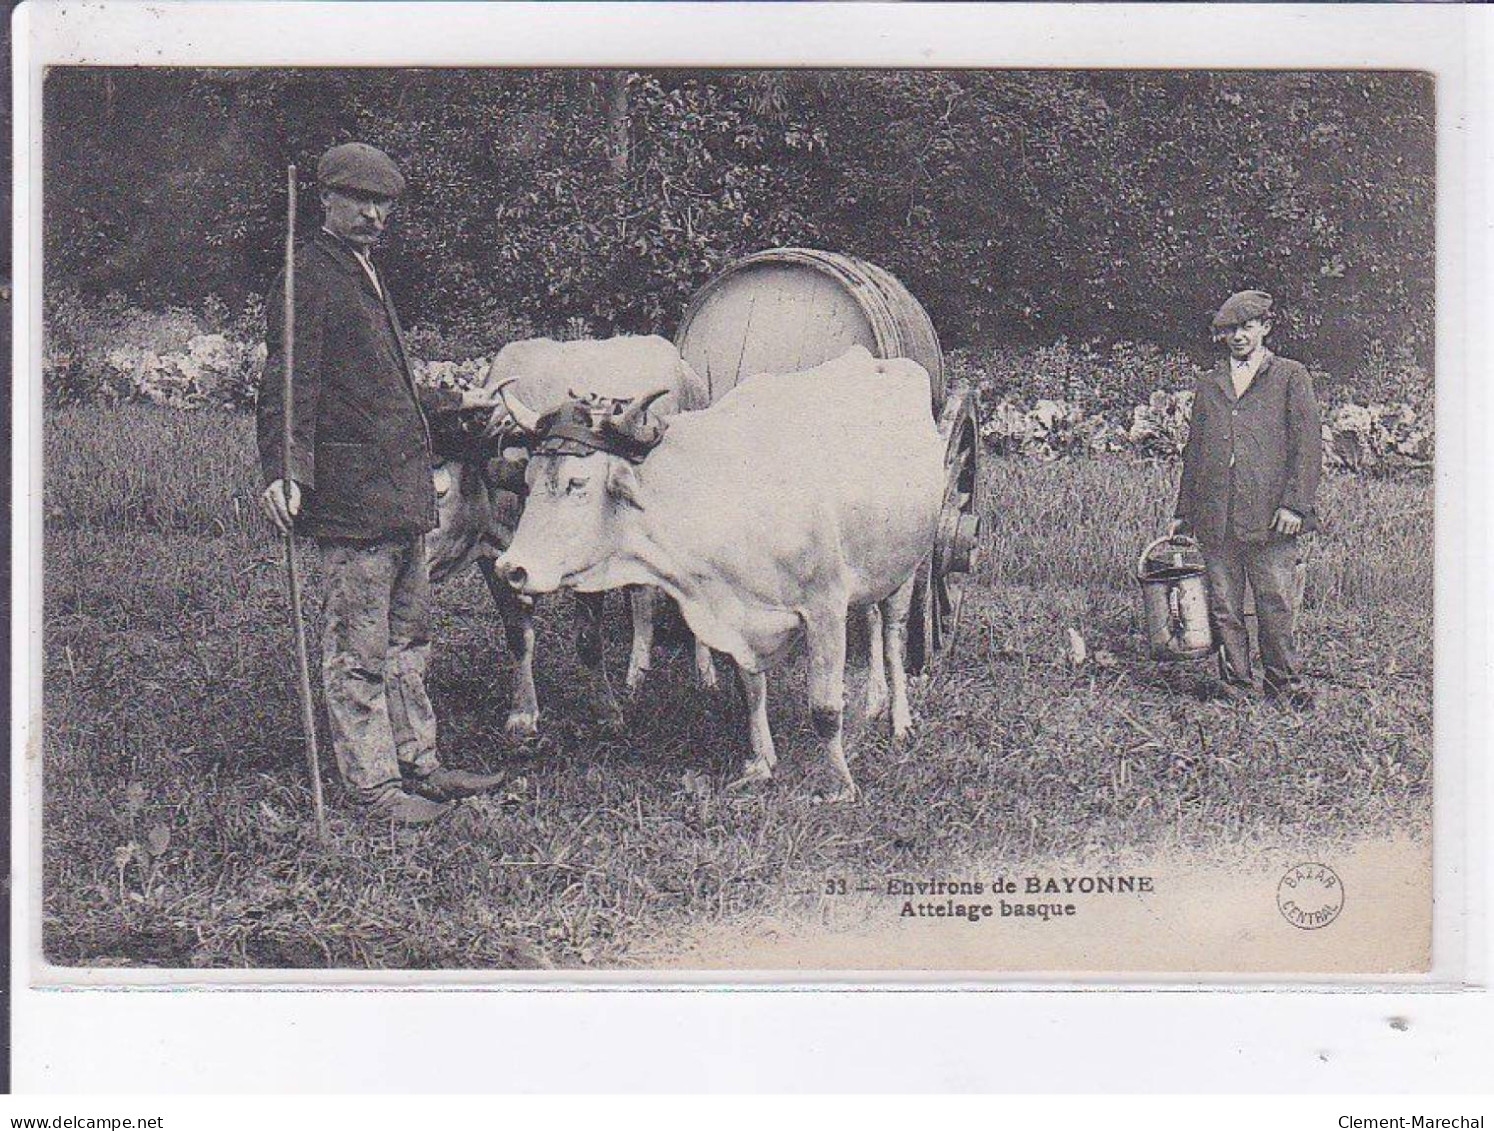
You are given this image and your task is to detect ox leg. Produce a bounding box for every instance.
[863,603,889,727]
[806,608,856,802]
[625,585,655,693]
[881,574,917,742]
[575,591,624,730]
[727,666,777,790]
[693,637,719,690]
[478,557,539,736]
[575,590,604,669]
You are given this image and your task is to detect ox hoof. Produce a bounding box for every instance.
[865,693,890,724]
[891,710,914,744]
[815,783,860,805]
[504,711,539,737]
[625,665,650,696]
[726,763,774,792]
[590,700,626,733]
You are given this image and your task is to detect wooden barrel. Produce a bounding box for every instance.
[675,248,945,416]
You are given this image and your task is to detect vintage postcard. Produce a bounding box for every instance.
[13,2,1478,991]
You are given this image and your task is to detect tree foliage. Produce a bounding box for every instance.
[44,67,1434,368]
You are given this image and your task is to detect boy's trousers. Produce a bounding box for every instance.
[1201,536,1304,690]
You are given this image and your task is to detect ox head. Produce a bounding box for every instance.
[493,383,671,595]
[425,381,530,584]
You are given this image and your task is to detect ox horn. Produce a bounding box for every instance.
[489,375,543,437]
[613,387,672,441]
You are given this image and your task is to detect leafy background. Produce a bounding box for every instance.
[44,68,1433,376]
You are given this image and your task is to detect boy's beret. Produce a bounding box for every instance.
[1212,290,1273,330]
[316,142,406,199]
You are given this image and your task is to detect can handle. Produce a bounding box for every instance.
[1137,534,1203,580]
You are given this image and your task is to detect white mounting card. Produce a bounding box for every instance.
[10,0,1492,1094]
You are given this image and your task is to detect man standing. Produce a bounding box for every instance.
[1171,290,1323,709]
[258,142,507,823]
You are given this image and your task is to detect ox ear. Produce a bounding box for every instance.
[605,458,644,510]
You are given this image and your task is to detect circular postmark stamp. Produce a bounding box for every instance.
[1277,862,1345,930]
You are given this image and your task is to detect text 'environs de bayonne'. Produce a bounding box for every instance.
[886,875,1156,897]
[887,875,1156,924]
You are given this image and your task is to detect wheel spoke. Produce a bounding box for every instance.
[931,574,945,652]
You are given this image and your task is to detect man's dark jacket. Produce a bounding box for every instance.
[257,231,459,540]
[1175,352,1323,544]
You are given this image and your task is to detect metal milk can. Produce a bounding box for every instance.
[1136,535,1215,661]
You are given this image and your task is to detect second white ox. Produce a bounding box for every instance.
[426,335,715,734]
[495,345,947,800]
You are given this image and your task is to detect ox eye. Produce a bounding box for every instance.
[565,476,589,496]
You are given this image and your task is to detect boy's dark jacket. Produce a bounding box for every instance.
[1175,353,1323,544]
[256,231,459,540]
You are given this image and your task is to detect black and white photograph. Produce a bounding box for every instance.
[17,5,1462,987]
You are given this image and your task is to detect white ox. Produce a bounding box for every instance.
[495,345,946,800]
[426,335,716,735]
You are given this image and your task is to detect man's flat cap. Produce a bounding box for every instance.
[317,142,406,199]
[1212,290,1274,330]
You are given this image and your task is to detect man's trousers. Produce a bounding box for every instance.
[317,534,438,801]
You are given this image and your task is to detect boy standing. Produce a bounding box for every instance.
[1171,290,1323,708]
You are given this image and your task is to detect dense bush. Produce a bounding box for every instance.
[401,309,539,367]
[44,68,1434,373]
[1344,338,1434,414]
[947,333,1433,418]
[948,340,1203,420]
[41,293,1433,473]
[43,287,268,409]
[947,332,1433,470]
[975,390,1432,472]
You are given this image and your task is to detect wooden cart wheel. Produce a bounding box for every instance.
[907,387,982,674]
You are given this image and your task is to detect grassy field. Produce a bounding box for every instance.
[39,405,1433,969]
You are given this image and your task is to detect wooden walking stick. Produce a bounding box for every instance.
[281,164,329,841]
